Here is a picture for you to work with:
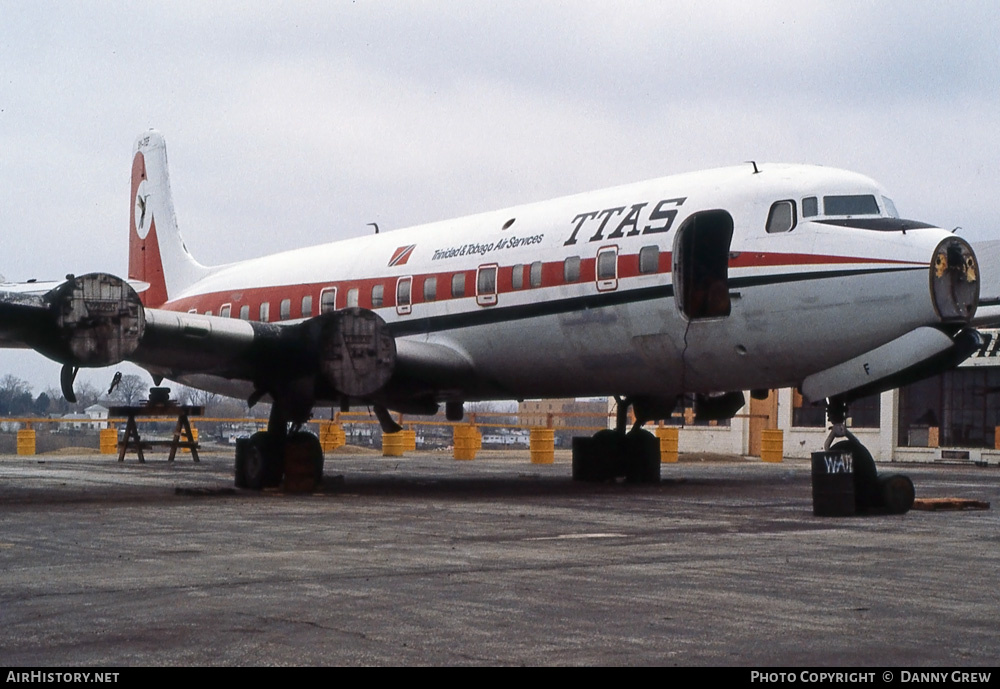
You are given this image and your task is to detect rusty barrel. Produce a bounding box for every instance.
[529,427,554,464]
[99,428,118,455]
[402,429,417,452]
[454,424,478,461]
[16,429,36,455]
[319,421,345,452]
[382,431,406,457]
[761,429,783,463]
[655,427,679,463]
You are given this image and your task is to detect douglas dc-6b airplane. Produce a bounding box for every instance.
[0,131,992,511]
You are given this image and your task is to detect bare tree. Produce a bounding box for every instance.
[109,374,149,406]
[71,381,101,412]
[0,375,32,416]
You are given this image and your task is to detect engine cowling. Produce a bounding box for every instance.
[42,273,145,367]
[312,307,396,397]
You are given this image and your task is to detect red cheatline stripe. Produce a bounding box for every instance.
[163,250,923,319]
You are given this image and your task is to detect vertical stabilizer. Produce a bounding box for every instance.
[129,130,210,307]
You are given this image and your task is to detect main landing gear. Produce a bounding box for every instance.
[824,397,914,515]
[571,396,661,484]
[235,405,324,491]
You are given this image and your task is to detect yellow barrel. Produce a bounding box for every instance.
[402,429,417,452]
[99,428,117,455]
[454,424,478,461]
[655,426,679,463]
[383,431,405,457]
[319,421,345,451]
[16,429,36,456]
[529,427,555,464]
[760,428,783,463]
[181,427,198,453]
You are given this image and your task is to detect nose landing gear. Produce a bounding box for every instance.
[823,397,914,515]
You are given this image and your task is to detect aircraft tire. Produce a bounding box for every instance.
[244,431,284,490]
[572,436,602,482]
[829,439,879,513]
[593,429,625,481]
[234,437,250,488]
[243,432,269,490]
[624,429,660,484]
[286,431,325,490]
[878,474,915,515]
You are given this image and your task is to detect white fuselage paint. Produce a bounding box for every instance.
[160,163,949,403]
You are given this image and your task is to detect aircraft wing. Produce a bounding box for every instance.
[0,272,474,414]
[0,290,48,348]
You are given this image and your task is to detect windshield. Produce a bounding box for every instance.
[823,194,880,216]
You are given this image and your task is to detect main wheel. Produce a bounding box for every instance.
[624,429,660,484]
[572,431,621,482]
[285,431,324,491]
[829,439,879,513]
[243,431,283,490]
[592,429,625,481]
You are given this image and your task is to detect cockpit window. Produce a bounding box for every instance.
[802,197,818,218]
[823,194,879,216]
[881,196,899,218]
[766,200,796,233]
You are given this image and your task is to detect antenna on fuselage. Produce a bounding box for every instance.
[368,223,379,234]
[746,161,760,174]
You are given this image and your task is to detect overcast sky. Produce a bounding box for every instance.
[2,1,999,395]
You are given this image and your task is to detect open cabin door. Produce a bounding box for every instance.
[673,210,734,320]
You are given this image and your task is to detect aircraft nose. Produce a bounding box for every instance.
[930,236,979,322]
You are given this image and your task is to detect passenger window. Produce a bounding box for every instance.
[596,247,618,291]
[476,264,498,306]
[396,277,412,315]
[204,310,213,316]
[220,304,231,319]
[280,299,291,320]
[639,246,659,274]
[529,261,543,288]
[301,295,313,318]
[423,276,437,302]
[320,287,337,313]
[802,197,818,217]
[347,288,359,308]
[564,256,581,283]
[511,264,524,290]
[239,305,250,320]
[451,273,466,298]
[766,200,796,233]
[371,284,384,308]
[259,302,270,322]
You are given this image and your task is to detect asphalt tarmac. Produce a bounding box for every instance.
[0,448,997,666]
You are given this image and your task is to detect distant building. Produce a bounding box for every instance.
[59,405,109,431]
[518,399,608,445]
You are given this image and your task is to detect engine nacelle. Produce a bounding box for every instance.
[312,307,396,397]
[42,273,145,367]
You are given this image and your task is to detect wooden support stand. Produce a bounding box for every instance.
[110,404,204,463]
